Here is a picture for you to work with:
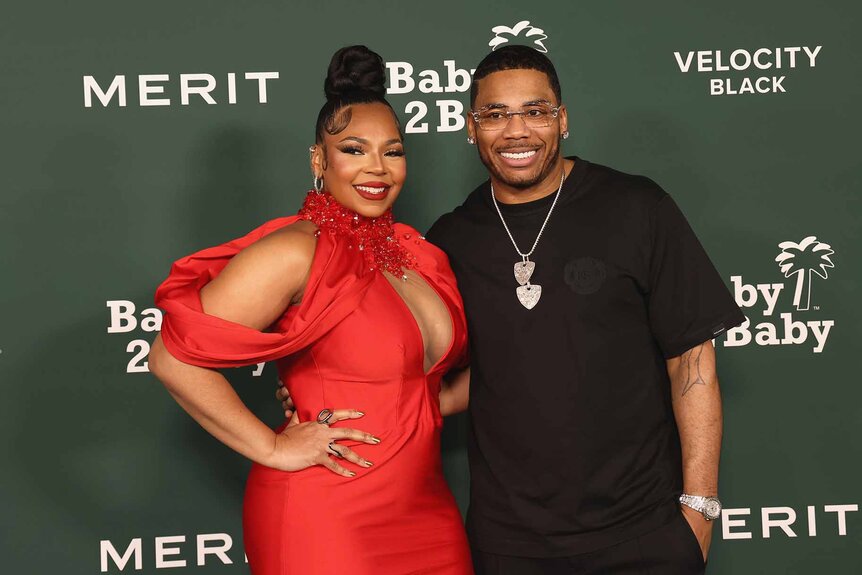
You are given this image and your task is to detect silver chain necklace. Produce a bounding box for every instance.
[491,169,565,309]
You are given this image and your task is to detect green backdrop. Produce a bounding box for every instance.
[2,1,859,573]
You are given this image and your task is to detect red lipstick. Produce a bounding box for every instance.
[353,181,391,201]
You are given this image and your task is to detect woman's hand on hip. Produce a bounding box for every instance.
[265,409,380,477]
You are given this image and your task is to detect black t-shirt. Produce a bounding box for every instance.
[426,157,745,557]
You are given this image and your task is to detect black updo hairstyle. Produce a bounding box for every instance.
[315,45,400,143]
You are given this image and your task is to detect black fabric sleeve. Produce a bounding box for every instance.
[647,194,746,358]
[424,214,452,255]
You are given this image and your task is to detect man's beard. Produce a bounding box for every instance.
[478,140,561,190]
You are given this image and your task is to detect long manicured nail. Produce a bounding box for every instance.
[371,436,381,444]
[356,411,365,417]
[364,460,374,467]
[348,471,356,477]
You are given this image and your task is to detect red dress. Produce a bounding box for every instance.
[155,209,473,574]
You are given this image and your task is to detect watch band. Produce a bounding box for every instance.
[679,494,708,509]
[679,494,722,521]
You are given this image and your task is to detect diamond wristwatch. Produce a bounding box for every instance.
[679,494,722,521]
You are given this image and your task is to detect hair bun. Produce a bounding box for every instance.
[324,45,387,100]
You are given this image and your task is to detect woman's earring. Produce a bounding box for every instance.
[562,131,570,140]
[313,175,324,193]
[467,137,476,145]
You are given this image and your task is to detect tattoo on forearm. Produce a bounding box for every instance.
[681,344,707,396]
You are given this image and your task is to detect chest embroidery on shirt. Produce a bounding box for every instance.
[564,257,607,295]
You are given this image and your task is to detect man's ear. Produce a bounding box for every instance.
[558,104,569,138]
[466,113,477,143]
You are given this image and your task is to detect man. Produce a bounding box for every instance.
[282,46,744,574]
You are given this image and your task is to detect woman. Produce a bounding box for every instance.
[150,46,473,574]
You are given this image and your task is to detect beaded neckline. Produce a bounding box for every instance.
[297,190,416,279]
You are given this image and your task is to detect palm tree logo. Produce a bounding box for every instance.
[774,236,835,311]
[489,21,549,53]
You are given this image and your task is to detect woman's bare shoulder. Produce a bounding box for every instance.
[226,219,318,279]
[200,219,320,329]
[251,219,318,262]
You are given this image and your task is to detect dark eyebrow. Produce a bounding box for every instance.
[477,100,553,111]
[338,136,402,146]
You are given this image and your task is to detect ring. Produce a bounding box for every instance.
[316,409,334,425]
[327,441,344,459]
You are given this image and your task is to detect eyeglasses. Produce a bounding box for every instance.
[469,103,562,131]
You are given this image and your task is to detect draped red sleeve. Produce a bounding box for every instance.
[154,216,375,369]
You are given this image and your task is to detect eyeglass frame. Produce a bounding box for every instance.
[468,101,563,131]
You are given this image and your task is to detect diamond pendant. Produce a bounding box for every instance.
[515,258,540,309]
[516,283,542,309]
[514,260,535,286]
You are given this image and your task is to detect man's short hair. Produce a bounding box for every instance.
[470,45,563,107]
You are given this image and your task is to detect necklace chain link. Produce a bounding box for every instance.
[490,169,565,259]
